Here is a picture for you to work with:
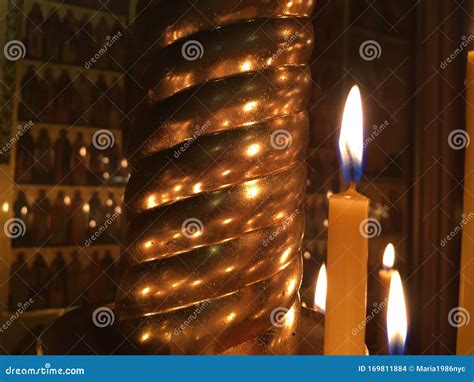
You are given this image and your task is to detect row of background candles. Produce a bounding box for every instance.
[311,243,407,355]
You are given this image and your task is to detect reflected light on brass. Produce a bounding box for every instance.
[116,0,315,355]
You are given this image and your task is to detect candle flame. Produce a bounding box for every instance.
[314,263,327,313]
[383,243,395,269]
[339,85,364,184]
[387,271,407,355]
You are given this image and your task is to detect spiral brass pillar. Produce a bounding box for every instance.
[116,0,315,354]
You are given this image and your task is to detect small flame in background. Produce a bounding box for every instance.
[339,85,364,184]
[314,263,327,314]
[383,243,395,269]
[387,271,408,355]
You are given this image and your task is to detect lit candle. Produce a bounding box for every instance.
[324,85,369,355]
[376,243,395,353]
[458,52,474,355]
[313,263,327,314]
[378,243,395,291]
[386,271,407,355]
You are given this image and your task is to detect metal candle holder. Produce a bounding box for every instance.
[116,0,315,354]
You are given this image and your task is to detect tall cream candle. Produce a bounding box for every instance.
[324,86,369,355]
[457,51,474,355]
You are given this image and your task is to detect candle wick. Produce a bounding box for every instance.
[345,143,357,186]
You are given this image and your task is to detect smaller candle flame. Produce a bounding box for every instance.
[339,85,364,184]
[387,271,407,355]
[314,263,327,314]
[383,243,395,269]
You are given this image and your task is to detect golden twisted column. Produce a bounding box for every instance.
[116,0,315,354]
